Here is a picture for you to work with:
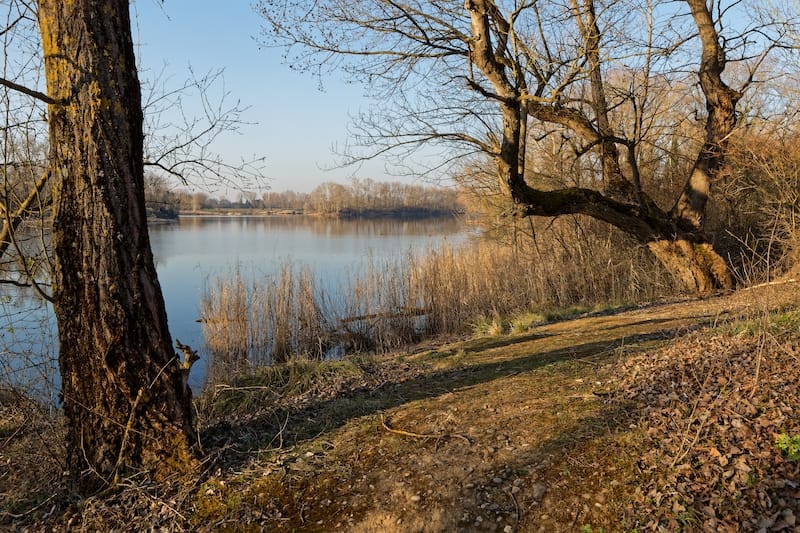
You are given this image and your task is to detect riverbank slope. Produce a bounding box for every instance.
[3,281,799,531]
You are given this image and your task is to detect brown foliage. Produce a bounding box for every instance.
[617,327,800,529]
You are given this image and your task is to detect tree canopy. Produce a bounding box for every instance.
[259,0,799,292]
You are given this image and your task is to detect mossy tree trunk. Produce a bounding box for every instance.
[38,0,196,492]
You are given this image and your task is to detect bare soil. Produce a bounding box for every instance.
[2,281,799,531]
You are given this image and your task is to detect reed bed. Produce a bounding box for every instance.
[200,218,674,381]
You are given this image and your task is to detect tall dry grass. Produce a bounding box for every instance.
[200,263,335,381]
[201,216,674,382]
[718,132,800,284]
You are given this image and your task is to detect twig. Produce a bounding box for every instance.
[671,384,723,468]
[749,330,775,399]
[0,416,27,452]
[0,493,57,520]
[379,413,471,445]
[213,384,280,394]
[507,488,521,525]
[114,388,145,485]
[268,410,291,450]
[0,76,62,105]
[741,278,797,291]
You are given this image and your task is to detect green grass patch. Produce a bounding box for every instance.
[776,433,800,461]
[473,303,634,337]
[471,314,510,337]
[721,308,800,339]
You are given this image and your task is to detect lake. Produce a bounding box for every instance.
[1,215,471,395]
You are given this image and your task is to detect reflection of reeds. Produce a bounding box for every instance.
[201,230,671,383]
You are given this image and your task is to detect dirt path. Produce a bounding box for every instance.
[181,281,799,532]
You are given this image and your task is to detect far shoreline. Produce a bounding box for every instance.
[167,207,463,220]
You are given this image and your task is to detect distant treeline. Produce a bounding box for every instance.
[144,175,463,218]
[304,179,462,217]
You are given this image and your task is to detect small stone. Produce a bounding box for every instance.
[532,483,547,500]
[511,485,521,495]
[504,526,513,533]
[410,495,421,503]
[492,477,503,485]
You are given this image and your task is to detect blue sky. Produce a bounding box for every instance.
[132,0,389,194]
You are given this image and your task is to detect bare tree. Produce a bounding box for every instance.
[259,0,791,293]
[140,66,266,190]
[0,0,50,285]
[1,1,267,291]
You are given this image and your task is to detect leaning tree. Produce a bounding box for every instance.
[259,0,790,293]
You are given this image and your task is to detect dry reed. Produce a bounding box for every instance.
[200,217,674,383]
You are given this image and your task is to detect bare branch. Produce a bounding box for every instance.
[0,75,61,105]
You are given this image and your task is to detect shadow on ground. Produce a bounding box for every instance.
[202,326,685,470]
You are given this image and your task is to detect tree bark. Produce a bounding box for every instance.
[510,185,734,293]
[38,0,196,492]
[571,0,633,200]
[670,0,741,231]
[647,240,733,294]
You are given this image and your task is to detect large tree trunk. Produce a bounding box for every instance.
[648,240,733,294]
[38,0,196,492]
[506,186,734,293]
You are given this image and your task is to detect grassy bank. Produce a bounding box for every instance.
[2,282,798,530]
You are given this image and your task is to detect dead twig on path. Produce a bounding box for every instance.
[379,413,472,445]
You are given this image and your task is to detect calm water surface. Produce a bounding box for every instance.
[2,215,470,393]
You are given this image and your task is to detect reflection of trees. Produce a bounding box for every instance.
[161,215,465,238]
[305,216,464,237]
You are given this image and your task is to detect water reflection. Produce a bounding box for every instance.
[0,215,471,396]
[151,214,464,238]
